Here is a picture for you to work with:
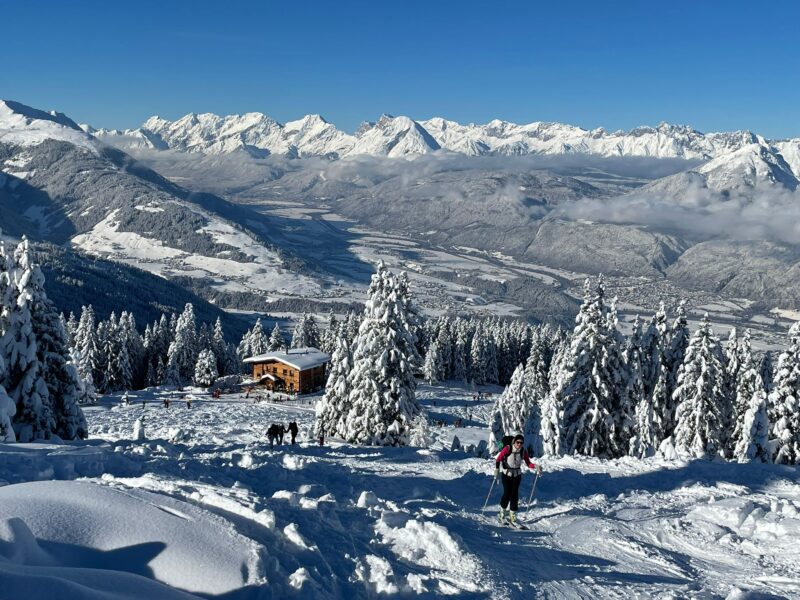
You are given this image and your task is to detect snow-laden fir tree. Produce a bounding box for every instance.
[165,303,198,385]
[435,317,454,380]
[724,327,741,399]
[345,262,421,446]
[409,413,432,448]
[25,244,87,439]
[65,312,78,347]
[102,313,133,393]
[607,297,635,452]
[539,390,561,457]
[268,322,286,351]
[731,329,759,452]
[120,312,145,389]
[452,319,469,383]
[1,238,53,442]
[672,315,728,459]
[193,348,218,387]
[320,311,339,355]
[484,329,500,385]
[663,300,690,436]
[495,361,544,457]
[247,318,268,356]
[490,364,526,442]
[211,317,234,376]
[733,374,771,463]
[523,331,550,408]
[291,313,320,349]
[315,334,352,440]
[557,277,628,458]
[470,327,488,386]
[0,353,15,441]
[769,322,800,465]
[422,338,442,384]
[627,317,656,458]
[344,311,360,345]
[640,303,669,398]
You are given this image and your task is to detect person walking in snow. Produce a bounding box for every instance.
[267,423,279,448]
[495,434,542,525]
[277,423,287,445]
[288,421,299,445]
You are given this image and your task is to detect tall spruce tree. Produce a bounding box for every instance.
[194,349,218,387]
[769,322,800,465]
[315,334,352,440]
[345,263,421,446]
[165,303,198,385]
[25,245,87,439]
[1,238,53,442]
[557,277,627,458]
[268,322,286,351]
[733,374,771,463]
[627,318,655,457]
[673,315,728,459]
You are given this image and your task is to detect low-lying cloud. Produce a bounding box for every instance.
[557,184,800,244]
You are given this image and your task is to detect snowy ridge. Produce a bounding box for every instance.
[0,100,97,152]
[86,105,800,165]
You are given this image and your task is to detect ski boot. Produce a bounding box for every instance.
[498,507,506,524]
[508,511,518,525]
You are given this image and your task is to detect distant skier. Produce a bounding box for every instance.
[494,434,542,525]
[288,421,299,445]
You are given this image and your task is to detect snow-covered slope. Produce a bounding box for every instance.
[697,143,799,192]
[637,142,799,198]
[0,100,97,151]
[1,384,798,599]
[775,139,800,179]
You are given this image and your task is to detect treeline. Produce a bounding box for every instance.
[485,277,799,465]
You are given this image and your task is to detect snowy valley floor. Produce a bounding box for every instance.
[1,384,799,599]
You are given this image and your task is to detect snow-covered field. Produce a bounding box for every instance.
[1,384,799,599]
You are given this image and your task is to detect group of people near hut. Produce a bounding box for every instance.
[267,421,299,448]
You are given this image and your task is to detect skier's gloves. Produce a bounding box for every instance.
[494,468,501,481]
[536,464,543,476]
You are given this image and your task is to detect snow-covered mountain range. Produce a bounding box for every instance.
[6,98,800,313]
[83,108,800,171]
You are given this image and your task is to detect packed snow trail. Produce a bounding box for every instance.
[0,384,798,598]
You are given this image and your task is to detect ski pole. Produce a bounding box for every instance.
[482,473,497,512]
[524,470,541,518]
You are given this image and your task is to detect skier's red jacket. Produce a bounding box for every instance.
[495,445,536,475]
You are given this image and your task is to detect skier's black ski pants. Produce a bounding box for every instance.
[500,473,522,511]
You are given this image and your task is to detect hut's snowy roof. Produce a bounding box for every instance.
[244,347,330,371]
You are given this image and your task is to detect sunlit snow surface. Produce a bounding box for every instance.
[0,384,798,599]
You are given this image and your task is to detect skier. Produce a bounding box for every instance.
[288,421,299,445]
[494,434,542,525]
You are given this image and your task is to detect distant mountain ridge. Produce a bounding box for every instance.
[80,107,800,171]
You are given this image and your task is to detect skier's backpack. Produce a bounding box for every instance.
[498,434,514,451]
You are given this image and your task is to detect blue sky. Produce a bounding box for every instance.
[2,0,799,137]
